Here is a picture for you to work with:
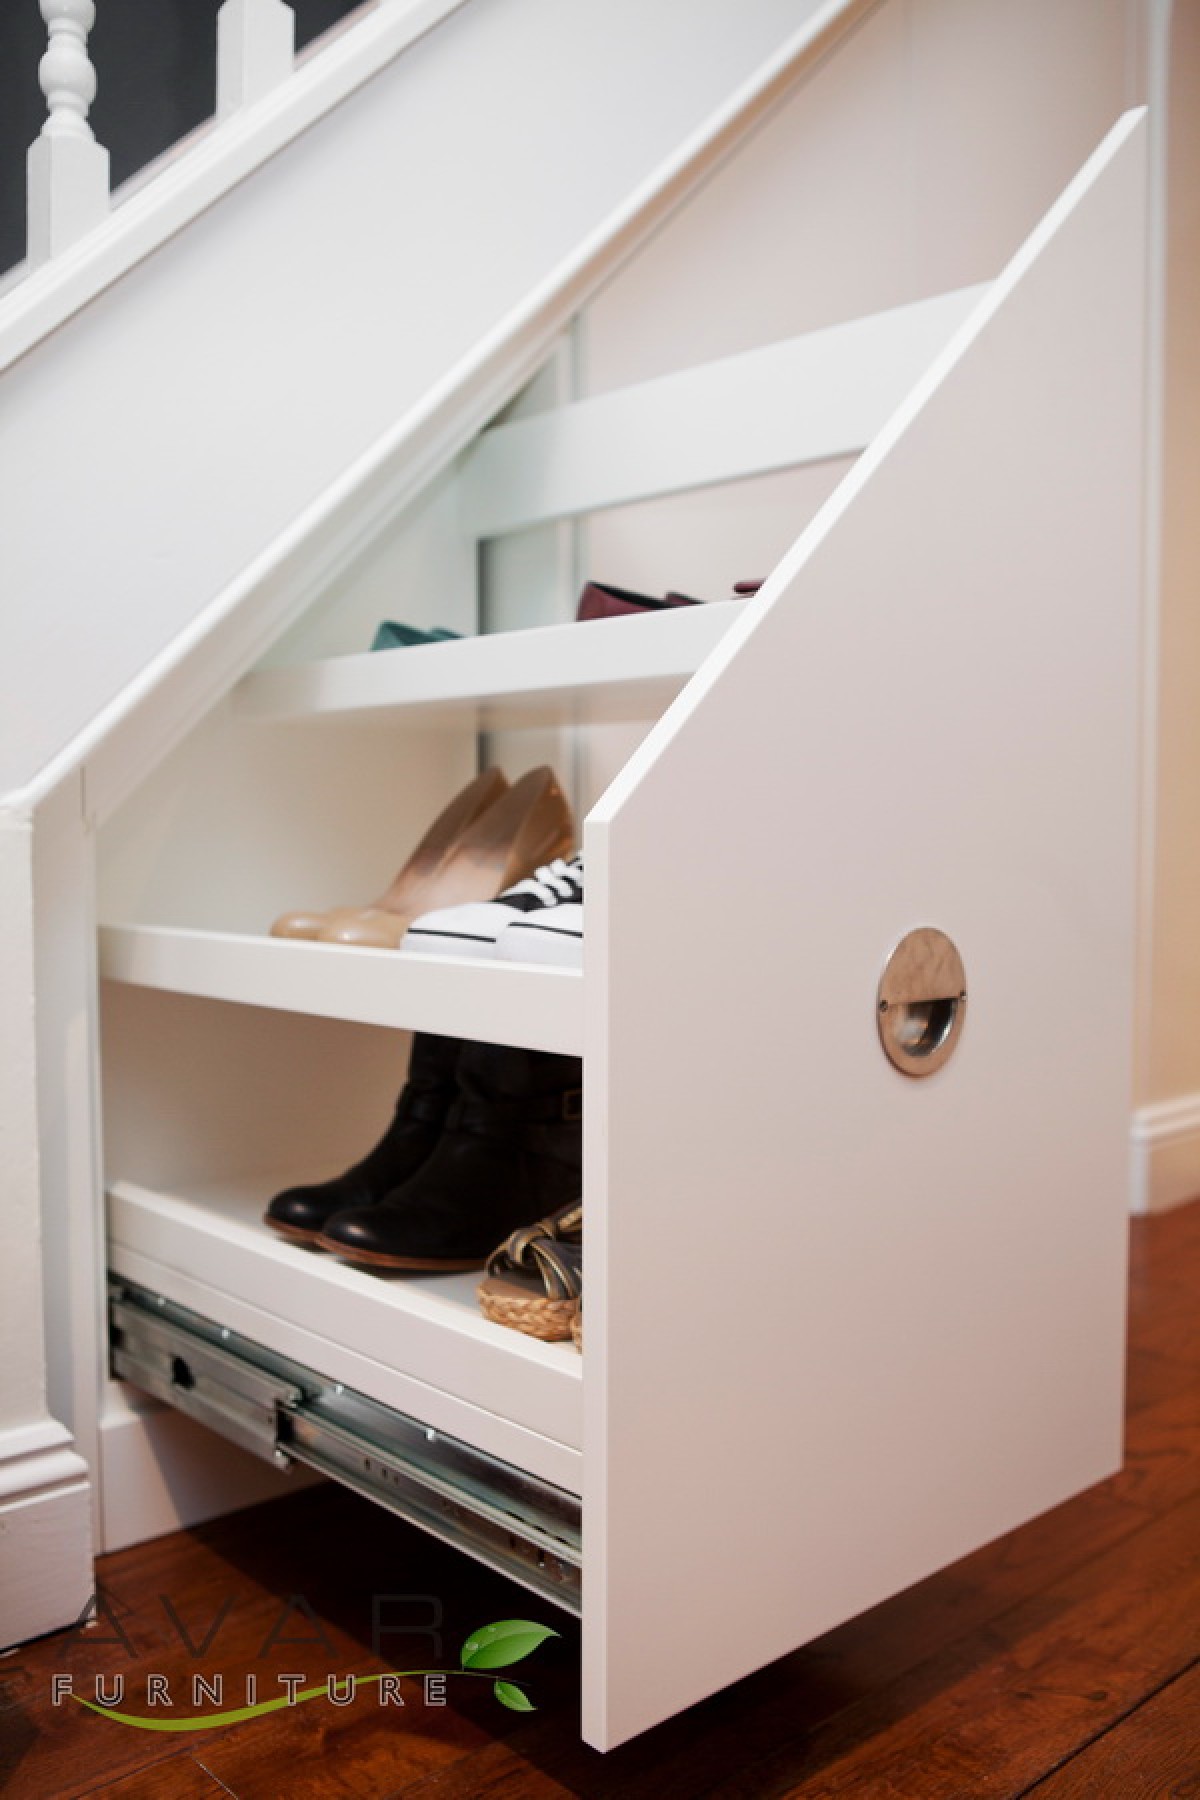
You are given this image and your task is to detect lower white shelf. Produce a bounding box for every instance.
[98,924,582,1054]
[106,1172,583,1493]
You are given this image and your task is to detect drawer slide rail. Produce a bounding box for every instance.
[108,1278,581,1613]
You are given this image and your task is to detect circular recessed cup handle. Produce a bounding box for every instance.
[877,927,966,1077]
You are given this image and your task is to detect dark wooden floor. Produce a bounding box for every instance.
[3,1200,1199,1799]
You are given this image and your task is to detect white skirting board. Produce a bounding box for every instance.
[97,1394,318,1555]
[1131,1096,1200,1214]
[0,1418,92,1650]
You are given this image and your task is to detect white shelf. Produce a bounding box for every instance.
[107,1172,582,1491]
[99,924,582,1054]
[233,603,742,728]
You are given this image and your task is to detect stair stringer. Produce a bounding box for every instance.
[583,111,1146,1750]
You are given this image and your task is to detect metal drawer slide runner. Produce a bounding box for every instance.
[108,1279,581,1613]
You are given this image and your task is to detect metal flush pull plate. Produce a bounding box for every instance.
[877,927,966,1076]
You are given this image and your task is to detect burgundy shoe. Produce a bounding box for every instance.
[575,582,704,621]
[575,579,763,621]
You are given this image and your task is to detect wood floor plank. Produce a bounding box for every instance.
[710,1493,1200,1798]
[1118,1383,1200,1516]
[168,1668,552,1800]
[1018,1659,1200,1798]
[75,1751,234,1798]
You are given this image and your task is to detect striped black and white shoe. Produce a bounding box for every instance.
[402,854,583,959]
[495,901,583,968]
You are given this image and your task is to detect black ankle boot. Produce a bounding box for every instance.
[264,1033,463,1243]
[318,1041,582,1269]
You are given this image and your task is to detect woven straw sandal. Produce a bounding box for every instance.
[477,1205,582,1346]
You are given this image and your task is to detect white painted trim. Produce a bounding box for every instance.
[0,0,881,824]
[0,0,470,373]
[1131,1093,1200,1213]
[0,1416,88,1501]
[0,1416,92,1648]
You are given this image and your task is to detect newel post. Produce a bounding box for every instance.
[217,0,296,118]
[26,0,110,267]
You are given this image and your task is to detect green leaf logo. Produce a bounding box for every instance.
[460,1619,559,1671]
[493,1679,535,1712]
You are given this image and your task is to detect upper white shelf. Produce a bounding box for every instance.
[99,924,582,1054]
[233,603,742,729]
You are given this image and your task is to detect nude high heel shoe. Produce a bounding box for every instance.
[319,766,574,949]
[270,767,508,940]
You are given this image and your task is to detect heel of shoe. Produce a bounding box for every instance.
[495,771,575,889]
[500,826,574,892]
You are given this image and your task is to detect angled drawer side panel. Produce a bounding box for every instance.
[582,113,1147,1749]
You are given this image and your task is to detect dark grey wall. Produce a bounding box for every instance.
[0,0,361,275]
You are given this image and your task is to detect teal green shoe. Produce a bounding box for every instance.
[370,621,463,651]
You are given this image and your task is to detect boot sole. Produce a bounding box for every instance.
[263,1216,325,1247]
[314,1233,484,1270]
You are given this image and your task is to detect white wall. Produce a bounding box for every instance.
[584,0,1134,391]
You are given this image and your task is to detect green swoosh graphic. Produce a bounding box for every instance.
[69,1668,501,1732]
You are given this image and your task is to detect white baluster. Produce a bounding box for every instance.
[217,0,295,119]
[26,0,110,267]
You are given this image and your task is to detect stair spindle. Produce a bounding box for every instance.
[217,0,296,118]
[26,0,110,267]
